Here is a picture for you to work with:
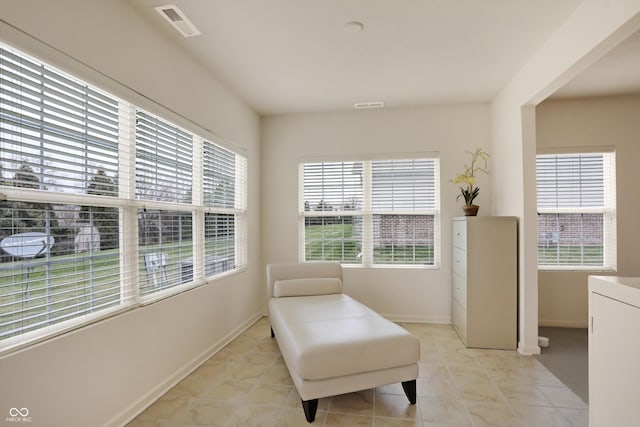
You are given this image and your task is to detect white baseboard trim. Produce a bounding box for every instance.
[382,314,452,324]
[538,319,588,328]
[518,342,542,356]
[107,311,264,427]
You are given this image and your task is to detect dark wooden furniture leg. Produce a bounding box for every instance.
[402,379,417,404]
[302,398,318,422]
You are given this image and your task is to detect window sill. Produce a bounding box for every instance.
[139,266,247,306]
[342,264,440,271]
[0,303,136,357]
[1,267,248,357]
[538,266,617,273]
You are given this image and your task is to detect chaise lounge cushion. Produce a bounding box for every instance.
[269,293,420,381]
[273,277,343,297]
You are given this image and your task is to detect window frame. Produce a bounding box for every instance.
[299,154,441,268]
[0,40,248,353]
[536,148,616,271]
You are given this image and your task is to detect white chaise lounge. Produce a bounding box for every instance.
[266,261,420,422]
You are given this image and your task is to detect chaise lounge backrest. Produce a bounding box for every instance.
[266,261,343,298]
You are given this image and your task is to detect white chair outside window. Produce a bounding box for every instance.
[144,253,168,288]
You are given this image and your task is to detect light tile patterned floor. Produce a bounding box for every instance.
[128,318,588,426]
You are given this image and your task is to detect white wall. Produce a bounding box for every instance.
[0,1,262,426]
[261,105,491,322]
[491,0,640,354]
[537,95,640,327]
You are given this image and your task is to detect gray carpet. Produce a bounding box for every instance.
[535,327,589,404]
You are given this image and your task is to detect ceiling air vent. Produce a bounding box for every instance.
[155,4,201,37]
[354,101,384,109]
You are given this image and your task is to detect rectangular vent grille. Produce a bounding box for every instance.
[354,101,385,109]
[161,8,182,22]
[155,4,201,37]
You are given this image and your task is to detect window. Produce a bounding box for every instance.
[301,157,440,267]
[202,140,247,278]
[0,42,247,350]
[536,150,616,270]
[136,111,193,203]
[135,111,194,297]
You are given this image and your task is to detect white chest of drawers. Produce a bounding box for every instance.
[452,216,517,349]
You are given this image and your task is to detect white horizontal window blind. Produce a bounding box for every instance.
[203,141,247,275]
[301,157,440,267]
[303,162,363,213]
[371,159,439,265]
[204,213,236,275]
[0,42,249,352]
[136,110,193,203]
[0,204,124,341]
[302,162,363,264]
[138,209,193,296]
[204,142,237,208]
[0,47,120,195]
[536,151,616,270]
[135,112,195,297]
[0,43,136,345]
[372,159,437,211]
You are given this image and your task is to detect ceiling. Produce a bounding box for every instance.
[551,29,640,99]
[127,0,639,115]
